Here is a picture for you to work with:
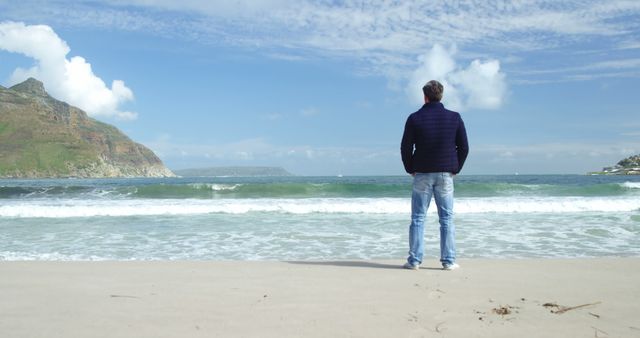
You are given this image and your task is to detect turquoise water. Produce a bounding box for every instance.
[1,175,639,260]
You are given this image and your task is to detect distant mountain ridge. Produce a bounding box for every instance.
[174,166,293,177]
[592,154,640,175]
[0,78,175,178]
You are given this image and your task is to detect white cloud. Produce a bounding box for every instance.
[110,0,292,18]
[90,1,640,55]
[3,1,639,89]
[146,133,640,175]
[300,107,319,117]
[477,142,640,161]
[617,40,640,50]
[145,136,401,175]
[264,113,283,121]
[470,141,640,174]
[408,44,507,111]
[0,21,136,120]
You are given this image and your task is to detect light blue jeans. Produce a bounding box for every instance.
[407,172,456,267]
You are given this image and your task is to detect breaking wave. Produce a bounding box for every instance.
[1,196,639,218]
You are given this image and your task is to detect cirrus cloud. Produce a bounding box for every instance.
[0,21,136,120]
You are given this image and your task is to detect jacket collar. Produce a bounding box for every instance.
[422,102,444,109]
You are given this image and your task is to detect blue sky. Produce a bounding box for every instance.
[1,1,639,175]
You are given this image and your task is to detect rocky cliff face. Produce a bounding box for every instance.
[0,78,175,178]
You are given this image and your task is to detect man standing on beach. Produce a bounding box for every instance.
[401,80,469,271]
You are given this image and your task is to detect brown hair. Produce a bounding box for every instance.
[422,80,444,102]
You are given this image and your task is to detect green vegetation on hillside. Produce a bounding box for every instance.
[591,154,640,175]
[0,78,174,178]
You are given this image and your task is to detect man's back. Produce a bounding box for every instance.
[401,101,469,174]
[402,80,468,271]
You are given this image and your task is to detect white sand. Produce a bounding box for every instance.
[1,259,639,337]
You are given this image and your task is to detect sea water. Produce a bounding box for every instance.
[1,175,639,260]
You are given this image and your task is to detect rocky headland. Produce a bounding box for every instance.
[0,78,174,178]
[592,154,640,175]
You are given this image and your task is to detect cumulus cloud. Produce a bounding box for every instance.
[408,44,507,111]
[0,21,136,120]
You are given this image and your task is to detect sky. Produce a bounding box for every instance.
[0,1,639,176]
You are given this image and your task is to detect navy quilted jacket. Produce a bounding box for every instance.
[401,102,469,174]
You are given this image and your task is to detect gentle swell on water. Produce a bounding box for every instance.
[2,180,640,199]
[0,182,410,199]
[457,181,639,197]
[128,182,414,199]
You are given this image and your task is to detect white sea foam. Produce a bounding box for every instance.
[2,211,638,261]
[456,197,640,213]
[182,183,241,191]
[621,182,640,189]
[0,251,113,261]
[205,184,240,191]
[1,196,639,218]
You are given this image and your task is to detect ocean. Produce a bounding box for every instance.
[1,175,639,261]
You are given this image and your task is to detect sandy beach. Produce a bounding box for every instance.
[1,259,639,337]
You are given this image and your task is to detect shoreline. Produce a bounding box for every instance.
[1,258,639,337]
